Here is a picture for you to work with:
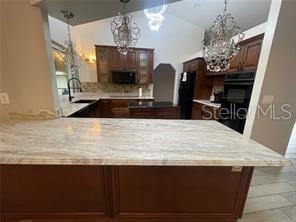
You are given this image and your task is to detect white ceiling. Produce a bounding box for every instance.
[38,0,272,30]
[166,0,272,31]
[35,0,181,26]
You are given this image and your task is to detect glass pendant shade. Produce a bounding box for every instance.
[144,3,167,31]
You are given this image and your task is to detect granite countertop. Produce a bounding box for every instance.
[60,93,154,117]
[128,101,177,108]
[193,99,221,109]
[0,118,290,167]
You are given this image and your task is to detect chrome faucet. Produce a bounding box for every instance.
[67,78,82,102]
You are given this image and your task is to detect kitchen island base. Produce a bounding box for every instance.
[0,165,254,222]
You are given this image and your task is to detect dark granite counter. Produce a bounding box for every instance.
[128,101,177,108]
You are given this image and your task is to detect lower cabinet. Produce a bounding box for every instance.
[192,102,219,120]
[0,165,254,222]
[130,107,180,119]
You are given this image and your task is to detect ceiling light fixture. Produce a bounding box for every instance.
[61,10,80,76]
[203,0,244,72]
[144,2,167,31]
[111,0,141,55]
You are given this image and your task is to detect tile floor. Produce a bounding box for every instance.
[240,124,296,221]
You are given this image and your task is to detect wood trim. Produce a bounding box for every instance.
[236,167,254,218]
[95,45,155,51]
[183,57,204,65]
[238,33,264,45]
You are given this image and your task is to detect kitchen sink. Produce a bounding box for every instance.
[73,99,96,103]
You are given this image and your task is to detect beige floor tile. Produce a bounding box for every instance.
[251,173,296,185]
[282,192,296,204]
[244,194,294,213]
[287,148,296,154]
[248,183,296,198]
[239,209,293,222]
[256,166,296,175]
[280,206,296,222]
[286,154,296,159]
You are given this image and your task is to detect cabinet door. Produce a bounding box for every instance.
[125,51,137,70]
[228,48,243,72]
[241,39,263,71]
[138,51,152,85]
[96,48,110,83]
[110,49,124,70]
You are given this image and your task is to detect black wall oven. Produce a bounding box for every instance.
[219,72,255,134]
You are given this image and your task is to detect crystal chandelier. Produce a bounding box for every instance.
[144,2,167,31]
[111,0,141,55]
[61,10,80,76]
[203,0,244,72]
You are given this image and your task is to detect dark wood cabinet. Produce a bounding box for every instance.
[125,51,137,70]
[227,34,264,73]
[130,106,180,119]
[228,49,243,72]
[137,50,152,84]
[240,37,263,71]
[110,49,124,70]
[96,48,110,83]
[95,45,154,85]
[110,49,137,71]
[1,165,254,222]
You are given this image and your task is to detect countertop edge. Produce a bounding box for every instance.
[0,159,291,167]
[193,100,221,109]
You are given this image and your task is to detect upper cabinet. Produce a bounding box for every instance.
[138,50,153,84]
[110,49,124,70]
[95,45,154,85]
[240,36,264,71]
[125,51,137,70]
[110,49,137,71]
[208,34,264,75]
[96,47,110,83]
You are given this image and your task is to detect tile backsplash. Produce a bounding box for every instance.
[81,82,153,96]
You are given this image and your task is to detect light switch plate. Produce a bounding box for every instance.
[0,93,10,104]
[261,95,274,105]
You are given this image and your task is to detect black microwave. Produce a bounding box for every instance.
[112,71,136,84]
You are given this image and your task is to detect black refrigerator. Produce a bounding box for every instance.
[178,71,196,119]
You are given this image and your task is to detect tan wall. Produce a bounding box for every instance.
[244,0,296,155]
[0,0,58,121]
[0,1,3,120]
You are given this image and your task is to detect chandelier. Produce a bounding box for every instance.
[111,0,140,55]
[144,2,167,31]
[61,10,80,76]
[203,0,244,72]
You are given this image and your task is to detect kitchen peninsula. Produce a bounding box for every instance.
[0,118,289,222]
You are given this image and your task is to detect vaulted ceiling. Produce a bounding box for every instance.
[36,0,272,31]
[167,0,272,31]
[34,0,181,26]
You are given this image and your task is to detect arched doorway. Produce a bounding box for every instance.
[152,64,176,103]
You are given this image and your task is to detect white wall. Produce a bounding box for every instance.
[48,16,74,46]
[244,0,296,155]
[0,0,59,121]
[48,12,205,103]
